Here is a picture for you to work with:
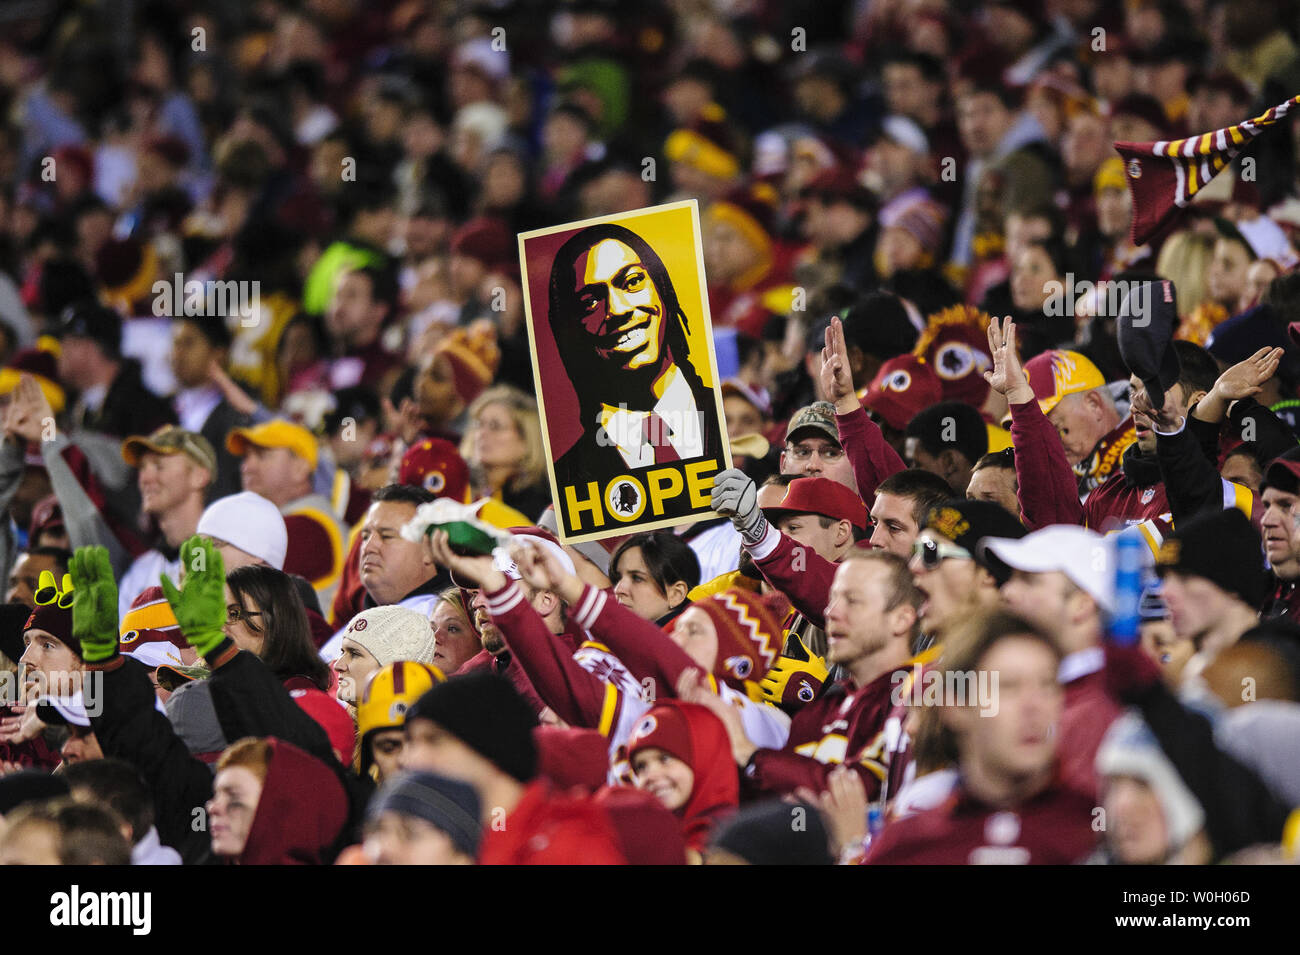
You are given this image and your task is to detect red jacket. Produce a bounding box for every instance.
[866,779,1098,864]
[748,523,837,630]
[835,405,906,508]
[1055,652,1123,800]
[478,780,627,865]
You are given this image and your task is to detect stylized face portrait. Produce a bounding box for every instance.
[570,238,667,373]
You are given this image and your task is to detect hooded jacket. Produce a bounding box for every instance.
[235,737,350,865]
[626,701,739,853]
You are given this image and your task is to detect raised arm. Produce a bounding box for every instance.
[822,316,905,502]
[987,317,1084,527]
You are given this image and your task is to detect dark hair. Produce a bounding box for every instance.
[347,263,400,317]
[973,447,1016,472]
[881,50,944,83]
[935,609,1060,758]
[610,531,701,600]
[389,364,418,407]
[1004,203,1064,238]
[1172,340,1220,399]
[761,473,798,491]
[178,314,233,351]
[1019,235,1071,279]
[372,483,436,507]
[876,468,954,528]
[546,223,706,416]
[276,312,329,364]
[24,546,72,575]
[840,292,919,359]
[63,758,153,844]
[227,565,331,690]
[323,386,381,436]
[905,401,989,465]
[2,798,132,865]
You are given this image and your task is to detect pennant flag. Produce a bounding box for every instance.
[1113,93,1300,246]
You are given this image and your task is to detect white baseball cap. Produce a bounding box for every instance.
[492,528,577,581]
[197,491,289,570]
[980,525,1117,613]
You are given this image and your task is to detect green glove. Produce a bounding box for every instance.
[160,536,227,658]
[69,546,120,664]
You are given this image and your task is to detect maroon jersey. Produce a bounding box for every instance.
[747,661,913,798]
[866,781,1098,864]
[1056,659,1123,800]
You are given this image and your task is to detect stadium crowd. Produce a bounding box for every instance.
[0,0,1298,865]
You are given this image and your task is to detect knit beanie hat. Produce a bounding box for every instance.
[709,799,833,865]
[197,492,288,570]
[435,326,501,407]
[880,197,947,258]
[1155,508,1269,608]
[1096,711,1205,851]
[690,589,784,689]
[23,603,77,658]
[367,770,483,859]
[405,671,538,783]
[340,606,437,667]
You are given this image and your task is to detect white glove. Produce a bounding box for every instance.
[711,468,768,545]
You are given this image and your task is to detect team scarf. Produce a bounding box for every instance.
[1114,93,1300,246]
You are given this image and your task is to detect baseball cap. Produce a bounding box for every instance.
[33,692,90,728]
[1022,349,1106,415]
[157,663,210,692]
[1116,279,1180,412]
[979,525,1118,613]
[118,585,187,669]
[721,378,772,418]
[57,300,122,356]
[197,491,289,569]
[862,355,943,431]
[0,349,66,413]
[398,437,471,502]
[122,425,217,473]
[226,419,319,469]
[784,401,840,445]
[880,114,930,155]
[923,498,1027,584]
[762,476,868,530]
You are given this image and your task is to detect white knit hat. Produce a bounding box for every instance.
[1096,711,1205,851]
[197,492,288,570]
[340,606,437,667]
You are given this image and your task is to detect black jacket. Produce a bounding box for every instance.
[73,359,177,439]
[88,637,372,863]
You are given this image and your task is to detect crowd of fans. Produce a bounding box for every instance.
[0,0,1297,866]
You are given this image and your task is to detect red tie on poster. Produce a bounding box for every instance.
[644,413,680,464]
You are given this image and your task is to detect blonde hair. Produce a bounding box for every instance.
[1156,229,1215,319]
[460,384,547,495]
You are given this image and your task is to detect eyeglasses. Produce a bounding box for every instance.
[910,537,972,571]
[226,605,263,629]
[785,443,844,462]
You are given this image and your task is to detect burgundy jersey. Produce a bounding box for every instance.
[866,781,1099,864]
[748,662,912,798]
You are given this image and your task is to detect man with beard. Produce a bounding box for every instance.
[548,223,722,494]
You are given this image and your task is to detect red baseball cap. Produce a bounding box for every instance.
[861,354,943,431]
[762,476,868,530]
[398,436,471,502]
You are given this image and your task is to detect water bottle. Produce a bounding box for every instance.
[1110,528,1144,646]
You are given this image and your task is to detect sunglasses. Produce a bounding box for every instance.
[910,537,972,571]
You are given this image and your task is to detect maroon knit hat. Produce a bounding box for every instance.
[450,217,515,274]
[689,589,784,688]
[23,603,79,658]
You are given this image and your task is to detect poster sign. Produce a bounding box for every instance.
[518,200,732,543]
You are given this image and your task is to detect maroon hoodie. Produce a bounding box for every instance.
[237,738,350,865]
